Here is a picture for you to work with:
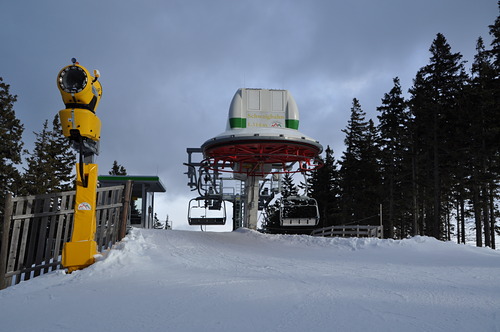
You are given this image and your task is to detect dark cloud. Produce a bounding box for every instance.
[1,0,496,223]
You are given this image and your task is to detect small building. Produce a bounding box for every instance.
[98,175,166,229]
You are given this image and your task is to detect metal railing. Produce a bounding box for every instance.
[311,225,383,238]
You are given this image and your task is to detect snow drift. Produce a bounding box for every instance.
[1,228,499,331]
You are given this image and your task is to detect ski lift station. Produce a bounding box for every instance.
[185,88,323,230]
[98,175,166,229]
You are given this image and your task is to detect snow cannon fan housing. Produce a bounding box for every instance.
[201,88,323,174]
[57,61,102,142]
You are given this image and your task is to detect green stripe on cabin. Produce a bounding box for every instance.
[286,119,299,130]
[230,118,247,128]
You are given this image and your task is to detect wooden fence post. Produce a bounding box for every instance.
[0,194,13,290]
[118,180,133,241]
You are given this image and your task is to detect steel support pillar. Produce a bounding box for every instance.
[243,176,260,230]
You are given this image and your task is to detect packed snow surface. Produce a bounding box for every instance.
[1,228,499,331]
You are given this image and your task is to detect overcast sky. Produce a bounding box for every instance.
[1,0,497,227]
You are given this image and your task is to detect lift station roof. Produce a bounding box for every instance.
[98,175,166,196]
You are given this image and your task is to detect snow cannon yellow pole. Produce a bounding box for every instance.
[62,163,99,272]
[57,58,102,273]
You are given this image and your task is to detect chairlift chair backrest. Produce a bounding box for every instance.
[188,196,227,225]
[280,196,319,226]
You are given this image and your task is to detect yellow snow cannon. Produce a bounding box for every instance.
[57,58,102,142]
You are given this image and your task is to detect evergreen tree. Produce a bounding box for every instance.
[484,1,500,246]
[23,116,76,195]
[22,120,53,195]
[306,146,340,227]
[340,98,367,224]
[281,173,298,198]
[377,77,413,238]
[488,1,500,73]
[464,21,500,247]
[361,119,382,223]
[0,77,24,215]
[408,33,468,240]
[109,160,127,175]
[51,115,76,191]
[340,99,381,226]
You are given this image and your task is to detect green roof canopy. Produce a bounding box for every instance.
[98,175,166,229]
[98,175,166,197]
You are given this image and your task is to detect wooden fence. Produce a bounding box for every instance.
[0,182,132,289]
[311,225,383,238]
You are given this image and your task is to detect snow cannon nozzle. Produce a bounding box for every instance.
[57,60,102,144]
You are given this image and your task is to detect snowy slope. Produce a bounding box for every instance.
[1,228,499,332]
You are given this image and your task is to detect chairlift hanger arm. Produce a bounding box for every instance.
[183,163,199,191]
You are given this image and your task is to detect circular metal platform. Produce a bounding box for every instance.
[201,128,323,175]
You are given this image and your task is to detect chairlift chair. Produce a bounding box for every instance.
[279,196,319,226]
[188,195,227,226]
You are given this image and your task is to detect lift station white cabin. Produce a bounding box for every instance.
[188,88,322,230]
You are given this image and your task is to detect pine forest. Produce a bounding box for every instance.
[264,9,500,247]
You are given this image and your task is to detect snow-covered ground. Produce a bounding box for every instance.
[1,228,499,332]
